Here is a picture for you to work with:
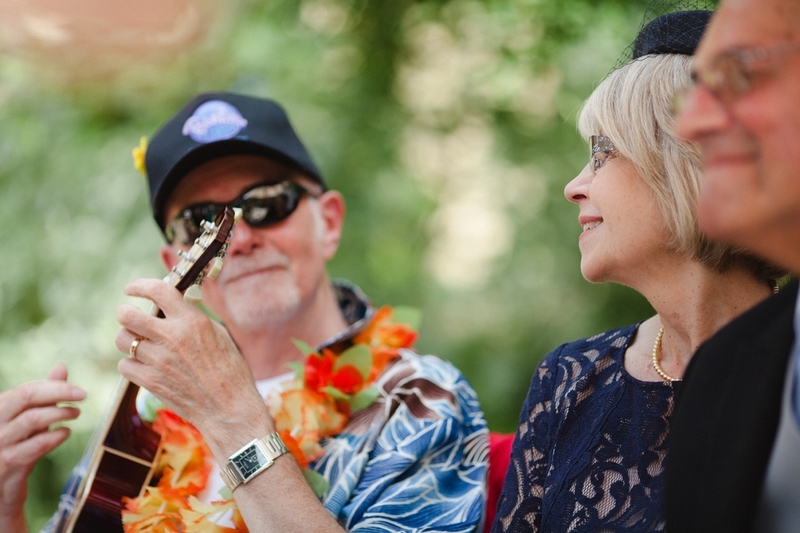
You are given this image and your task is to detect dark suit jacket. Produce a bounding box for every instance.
[665,280,798,533]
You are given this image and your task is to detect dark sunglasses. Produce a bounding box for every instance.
[166,180,312,245]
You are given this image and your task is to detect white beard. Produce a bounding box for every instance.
[215,249,303,330]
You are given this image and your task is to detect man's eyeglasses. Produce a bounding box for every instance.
[590,135,618,174]
[166,180,313,245]
[675,41,800,113]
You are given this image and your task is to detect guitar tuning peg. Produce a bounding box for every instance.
[207,256,224,280]
[233,207,243,222]
[183,284,203,305]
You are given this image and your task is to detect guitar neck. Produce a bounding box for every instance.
[57,206,237,533]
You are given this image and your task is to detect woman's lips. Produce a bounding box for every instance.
[579,215,603,233]
[582,221,602,232]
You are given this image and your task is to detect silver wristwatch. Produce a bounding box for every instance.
[220,432,289,491]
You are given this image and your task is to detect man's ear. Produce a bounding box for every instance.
[160,244,180,272]
[317,191,345,261]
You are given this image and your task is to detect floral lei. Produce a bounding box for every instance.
[122,305,419,533]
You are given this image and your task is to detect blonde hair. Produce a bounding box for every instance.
[578,54,784,282]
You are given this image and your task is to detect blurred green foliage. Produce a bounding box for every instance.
[0,0,667,528]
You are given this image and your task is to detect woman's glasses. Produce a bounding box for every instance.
[590,135,618,174]
[166,180,313,245]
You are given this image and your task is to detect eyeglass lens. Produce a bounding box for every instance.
[677,42,800,115]
[590,135,616,174]
[166,181,308,245]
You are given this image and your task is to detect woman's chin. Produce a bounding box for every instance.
[579,262,609,284]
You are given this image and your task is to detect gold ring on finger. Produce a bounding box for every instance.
[129,336,144,359]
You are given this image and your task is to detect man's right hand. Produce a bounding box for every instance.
[0,364,85,533]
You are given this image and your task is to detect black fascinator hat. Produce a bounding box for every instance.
[633,10,713,58]
[614,0,716,68]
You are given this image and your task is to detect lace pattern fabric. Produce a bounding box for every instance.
[493,324,674,533]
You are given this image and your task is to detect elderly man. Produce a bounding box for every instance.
[664,1,800,532]
[0,92,488,533]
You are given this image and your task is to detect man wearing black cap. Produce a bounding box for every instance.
[0,93,488,533]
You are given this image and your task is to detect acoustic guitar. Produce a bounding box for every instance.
[55,206,237,533]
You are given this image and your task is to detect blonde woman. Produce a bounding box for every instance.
[492,10,783,533]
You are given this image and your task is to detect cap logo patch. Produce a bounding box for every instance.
[182,100,248,143]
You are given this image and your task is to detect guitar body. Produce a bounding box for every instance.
[61,381,159,533]
[57,207,236,533]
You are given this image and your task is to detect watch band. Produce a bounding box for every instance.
[220,432,289,491]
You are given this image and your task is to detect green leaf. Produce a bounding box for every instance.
[349,386,380,412]
[391,306,422,330]
[219,486,234,500]
[334,344,372,379]
[292,339,318,357]
[285,361,305,381]
[303,468,331,498]
[321,386,350,402]
[140,390,164,423]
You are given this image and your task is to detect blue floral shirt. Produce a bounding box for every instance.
[492,325,674,533]
[45,281,488,533]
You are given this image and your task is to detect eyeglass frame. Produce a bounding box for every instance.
[590,135,618,174]
[676,41,800,112]
[164,179,317,245]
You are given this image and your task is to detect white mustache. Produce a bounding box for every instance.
[215,249,292,284]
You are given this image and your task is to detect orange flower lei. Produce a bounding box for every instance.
[122,305,419,533]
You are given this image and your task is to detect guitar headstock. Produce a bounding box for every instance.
[164,206,239,298]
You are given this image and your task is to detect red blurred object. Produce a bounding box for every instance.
[485,432,515,533]
[0,0,221,81]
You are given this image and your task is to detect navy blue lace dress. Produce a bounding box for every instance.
[492,324,675,533]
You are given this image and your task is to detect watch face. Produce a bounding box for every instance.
[232,444,269,479]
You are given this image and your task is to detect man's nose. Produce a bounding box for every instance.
[226,218,261,255]
[674,85,732,143]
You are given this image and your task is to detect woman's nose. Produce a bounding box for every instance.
[565,164,592,204]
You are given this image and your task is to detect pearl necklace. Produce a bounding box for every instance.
[650,283,779,383]
[652,326,682,383]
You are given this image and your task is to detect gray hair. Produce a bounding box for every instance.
[578,53,784,283]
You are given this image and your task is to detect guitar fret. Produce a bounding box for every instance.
[100,445,157,467]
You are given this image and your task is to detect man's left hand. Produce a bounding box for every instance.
[115,278,274,459]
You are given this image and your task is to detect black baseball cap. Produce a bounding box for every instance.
[144,92,326,227]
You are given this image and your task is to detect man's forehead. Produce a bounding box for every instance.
[696,0,798,64]
[179,156,298,192]
[189,155,296,179]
